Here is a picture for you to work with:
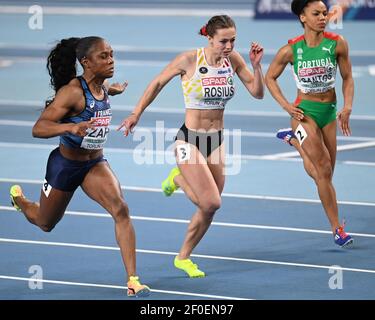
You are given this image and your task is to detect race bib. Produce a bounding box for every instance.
[295,124,308,145]
[80,116,111,150]
[42,179,52,198]
[176,144,191,162]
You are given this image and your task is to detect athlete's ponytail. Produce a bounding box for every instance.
[47,37,80,93]
[199,25,208,36]
[46,36,104,93]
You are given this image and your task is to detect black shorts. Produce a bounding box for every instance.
[45,147,106,192]
[175,123,224,159]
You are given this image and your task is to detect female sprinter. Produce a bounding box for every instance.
[118,15,265,277]
[265,0,354,247]
[10,36,150,296]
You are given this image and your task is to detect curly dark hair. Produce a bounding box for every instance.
[46,36,104,92]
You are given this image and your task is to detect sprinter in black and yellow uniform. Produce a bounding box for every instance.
[118,15,265,277]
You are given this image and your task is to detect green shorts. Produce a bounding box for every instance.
[297,99,337,129]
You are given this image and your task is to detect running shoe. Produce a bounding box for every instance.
[174,256,205,278]
[161,167,180,196]
[276,128,296,146]
[127,276,151,297]
[10,185,24,211]
[334,222,353,247]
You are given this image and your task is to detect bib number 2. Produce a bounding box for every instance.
[295,124,308,145]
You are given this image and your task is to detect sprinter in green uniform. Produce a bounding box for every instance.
[265,0,354,247]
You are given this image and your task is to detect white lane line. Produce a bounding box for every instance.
[0,275,249,300]
[334,141,375,151]
[260,150,300,159]
[262,141,375,159]
[0,237,374,275]
[0,6,254,17]
[0,178,374,207]
[1,141,375,166]
[1,99,375,120]
[1,119,375,142]
[343,161,375,167]
[2,206,374,238]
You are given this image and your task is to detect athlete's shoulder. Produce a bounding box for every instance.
[277,44,293,64]
[288,34,304,45]
[228,49,242,61]
[227,50,245,70]
[183,49,198,61]
[334,34,349,54]
[323,31,340,41]
[173,49,196,66]
[55,78,84,103]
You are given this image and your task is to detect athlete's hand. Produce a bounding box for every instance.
[70,119,95,137]
[249,42,264,68]
[108,81,128,96]
[337,107,352,136]
[285,102,304,121]
[117,113,139,137]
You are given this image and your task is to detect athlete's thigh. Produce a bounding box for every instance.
[321,120,337,170]
[175,140,220,200]
[207,142,225,194]
[291,116,331,164]
[80,161,124,211]
[39,187,74,226]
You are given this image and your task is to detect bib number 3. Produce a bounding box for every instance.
[176,144,191,162]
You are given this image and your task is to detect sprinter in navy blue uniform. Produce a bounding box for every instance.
[9,37,150,297]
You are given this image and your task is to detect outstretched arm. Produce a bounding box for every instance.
[117,52,191,136]
[336,35,354,136]
[232,43,265,99]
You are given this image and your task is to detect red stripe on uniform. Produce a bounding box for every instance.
[288,35,304,45]
[324,32,339,41]
[294,96,302,106]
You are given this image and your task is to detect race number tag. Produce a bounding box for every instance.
[42,179,52,198]
[176,144,191,162]
[80,116,111,150]
[295,124,308,145]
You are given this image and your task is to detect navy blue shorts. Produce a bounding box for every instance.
[45,147,106,192]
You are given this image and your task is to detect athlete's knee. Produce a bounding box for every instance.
[34,215,59,232]
[315,160,333,180]
[303,161,317,180]
[39,222,56,232]
[199,196,221,215]
[110,200,130,222]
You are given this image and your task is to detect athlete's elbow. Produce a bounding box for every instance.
[32,124,45,138]
[264,75,272,89]
[154,79,166,94]
[257,90,265,99]
[251,89,264,99]
[265,72,277,89]
[32,126,40,138]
